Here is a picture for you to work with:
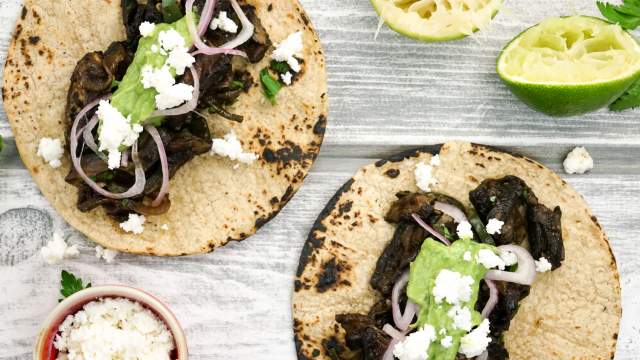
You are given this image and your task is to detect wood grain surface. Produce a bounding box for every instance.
[1,0,639,359]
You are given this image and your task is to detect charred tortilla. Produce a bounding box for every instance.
[3,0,327,255]
[293,141,620,359]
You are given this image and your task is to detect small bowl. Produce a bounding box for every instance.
[34,285,188,360]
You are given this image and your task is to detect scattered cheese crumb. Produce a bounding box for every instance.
[272,31,304,73]
[210,11,238,33]
[37,138,64,169]
[393,325,436,360]
[485,218,504,235]
[120,213,146,235]
[161,224,170,231]
[447,305,473,331]
[210,131,258,165]
[433,269,474,305]
[563,146,593,174]
[476,249,506,270]
[53,297,174,359]
[281,71,293,86]
[430,154,441,166]
[141,65,175,93]
[459,319,492,358]
[535,257,553,273]
[440,336,453,349]
[96,101,142,169]
[456,221,473,240]
[414,155,441,192]
[95,245,118,264]
[155,83,194,110]
[463,251,472,262]
[151,44,159,53]
[139,21,156,37]
[41,231,79,265]
[158,29,186,52]
[500,251,518,266]
[166,46,195,76]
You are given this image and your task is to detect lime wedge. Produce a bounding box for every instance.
[497,16,640,116]
[371,0,503,42]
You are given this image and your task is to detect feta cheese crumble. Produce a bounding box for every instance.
[37,138,64,169]
[155,83,195,110]
[141,65,175,92]
[161,224,170,231]
[210,11,238,33]
[53,297,174,360]
[456,221,473,240]
[447,305,473,331]
[463,251,472,262]
[96,100,143,169]
[476,249,506,270]
[120,213,146,234]
[95,245,118,264]
[500,250,518,266]
[485,218,504,235]
[158,29,186,52]
[40,231,79,265]
[142,65,194,109]
[535,257,553,273]
[210,131,258,164]
[441,335,453,348]
[393,325,436,360]
[139,21,156,37]
[459,319,492,358]
[433,269,474,305]
[563,146,593,175]
[166,46,195,76]
[272,31,304,73]
[281,71,293,86]
[414,155,441,193]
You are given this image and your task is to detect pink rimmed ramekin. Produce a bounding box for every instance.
[33,285,188,360]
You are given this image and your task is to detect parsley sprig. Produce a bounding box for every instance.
[597,0,640,29]
[59,270,91,302]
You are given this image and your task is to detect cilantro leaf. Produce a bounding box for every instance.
[610,78,640,111]
[270,60,291,74]
[597,1,640,29]
[260,68,282,105]
[60,270,91,302]
[162,0,184,23]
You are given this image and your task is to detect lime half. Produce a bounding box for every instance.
[371,0,503,42]
[498,16,640,116]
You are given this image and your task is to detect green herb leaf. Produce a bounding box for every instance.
[597,1,640,29]
[60,270,91,302]
[270,60,291,74]
[440,225,454,241]
[230,80,245,90]
[162,0,184,23]
[610,78,640,111]
[260,68,282,105]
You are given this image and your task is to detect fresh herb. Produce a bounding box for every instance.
[610,78,640,111]
[96,171,115,181]
[467,207,494,245]
[111,79,120,90]
[270,60,291,74]
[230,80,245,90]
[60,270,91,302]
[260,68,282,105]
[162,0,184,23]
[440,225,454,241]
[597,0,640,29]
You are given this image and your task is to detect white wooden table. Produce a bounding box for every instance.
[1,0,639,359]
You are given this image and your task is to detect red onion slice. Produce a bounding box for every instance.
[150,65,200,118]
[383,339,399,360]
[186,0,249,57]
[476,350,489,360]
[411,213,451,246]
[82,114,108,161]
[434,201,468,224]
[481,279,499,319]
[383,324,407,341]
[121,150,129,168]
[197,0,217,36]
[70,98,146,200]
[485,245,536,285]
[145,126,169,207]
[391,271,409,330]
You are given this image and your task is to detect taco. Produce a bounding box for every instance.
[293,142,620,359]
[3,0,327,255]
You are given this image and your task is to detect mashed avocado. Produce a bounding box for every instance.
[407,238,496,359]
[109,15,194,126]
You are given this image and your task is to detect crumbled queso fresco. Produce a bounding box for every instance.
[41,231,79,265]
[414,155,440,192]
[535,257,553,273]
[432,269,474,305]
[272,31,304,87]
[96,100,143,170]
[210,131,258,165]
[563,146,594,174]
[210,11,238,33]
[120,213,146,234]
[459,318,492,358]
[95,245,118,264]
[37,137,64,169]
[485,218,504,235]
[456,220,473,240]
[54,297,174,360]
[393,325,436,360]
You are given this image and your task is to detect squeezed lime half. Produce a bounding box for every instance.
[497,16,640,116]
[371,0,503,42]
